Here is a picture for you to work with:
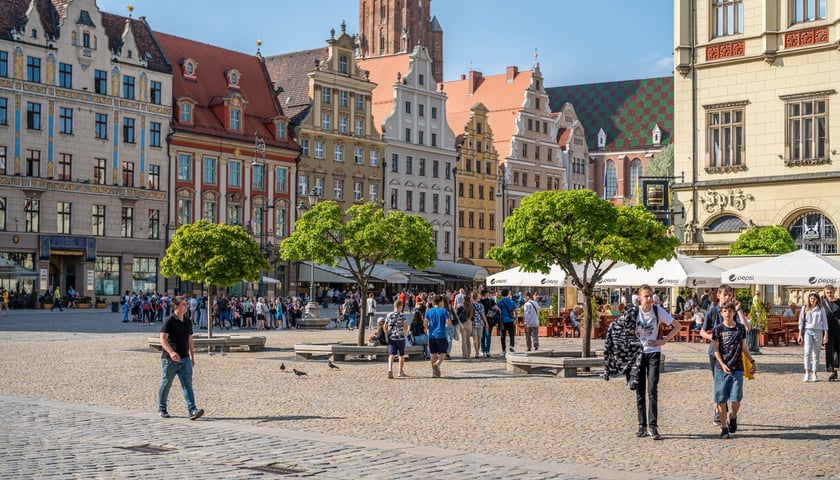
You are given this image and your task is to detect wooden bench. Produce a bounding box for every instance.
[506,349,605,377]
[294,342,425,361]
[148,335,266,352]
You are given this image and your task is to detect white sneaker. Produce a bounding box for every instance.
[812,373,819,382]
[804,373,810,382]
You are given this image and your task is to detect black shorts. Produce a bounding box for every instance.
[388,338,406,356]
[429,337,448,355]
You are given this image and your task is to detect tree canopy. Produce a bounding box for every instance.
[646,142,674,178]
[728,225,797,255]
[488,190,679,355]
[280,201,436,345]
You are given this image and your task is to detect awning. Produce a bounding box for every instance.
[426,260,489,282]
[383,261,445,285]
[459,258,504,275]
[337,260,409,284]
[262,275,281,284]
[298,262,356,284]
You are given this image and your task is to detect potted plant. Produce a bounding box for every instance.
[41,292,54,310]
[538,308,551,336]
[77,295,92,308]
[95,297,107,308]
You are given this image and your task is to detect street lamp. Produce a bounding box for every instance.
[252,131,267,297]
[297,188,320,318]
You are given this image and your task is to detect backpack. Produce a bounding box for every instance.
[482,299,500,326]
[456,305,467,324]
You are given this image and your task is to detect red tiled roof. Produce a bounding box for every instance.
[0,0,58,42]
[556,127,571,149]
[264,48,328,126]
[155,31,293,148]
[443,69,533,163]
[358,53,412,135]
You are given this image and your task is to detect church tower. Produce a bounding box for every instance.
[358,0,444,82]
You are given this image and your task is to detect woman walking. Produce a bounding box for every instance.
[798,291,829,382]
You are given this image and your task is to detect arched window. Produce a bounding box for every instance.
[630,158,643,199]
[604,160,617,198]
[788,211,837,253]
[706,215,746,232]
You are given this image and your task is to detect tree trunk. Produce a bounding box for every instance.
[581,289,593,357]
[357,283,369,346]
[206,284,214,339]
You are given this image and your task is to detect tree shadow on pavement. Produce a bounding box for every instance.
[205,415,347,422]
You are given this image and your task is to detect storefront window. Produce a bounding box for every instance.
[132,257,158,294]
[94,256,120,295]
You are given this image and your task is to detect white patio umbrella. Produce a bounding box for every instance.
[720,249,840,287]
[597,253,725,288]
[485,265,570,288]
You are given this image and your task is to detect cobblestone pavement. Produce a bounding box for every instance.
[0,308,839,479]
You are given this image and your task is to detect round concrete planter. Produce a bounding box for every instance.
[297,318,330,329]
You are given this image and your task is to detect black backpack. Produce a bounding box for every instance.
[456,305,467,324]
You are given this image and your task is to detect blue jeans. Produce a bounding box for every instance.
[481,325,492,354]
[348,313,358,329]
[122,303,129,321]
[158,357,196,412]
[445,324,455,353]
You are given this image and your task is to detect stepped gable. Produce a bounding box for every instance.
[546,77,673,151]
[358,53,412,135]
[264,48,328,126]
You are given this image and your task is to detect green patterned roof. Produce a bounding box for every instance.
[547,77,673,151]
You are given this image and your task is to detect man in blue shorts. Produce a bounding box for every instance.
[712,301,755,439]
[386,299,409,378]
[424,294,451,378]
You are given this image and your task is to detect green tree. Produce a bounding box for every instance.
[728,225,797,255]
[280,201,436,345]
[646,142,674,178]
[160,220,269,338]
[488,190,679,356]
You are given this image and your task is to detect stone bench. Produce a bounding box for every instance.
[294,342,425,361]
[148,335,266,352]
[506,350,664,378]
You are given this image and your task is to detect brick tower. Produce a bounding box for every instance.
[358,0,444,82]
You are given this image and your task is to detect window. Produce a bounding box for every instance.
[94,69,107,94]
[121,207,136,238]
[26,149,40,177]
[354,182,363,202]
[230,109,241,131]
[95,113,107,139]
[314,178,325,199]
[339,90,349,107]
[786,97,828,162]
[433,160,439,178]
[333,179,343,200]
[432,193,439,213]
[26,102,41,130]
[527,119,533,131]
[522,173,528,187]
[0,51,7,78]
[419,158,426,176]
[150,80,162,105]
[356,94,364,110]
[275,167,288,193]
[792,0,826,24]
[431,106,437,119]
[59,63,72,88]
[177,198,192,226]
[26,56,41,83]
[123,117,135,143]
[322,87,331,104]
[180,102,193,123]
[418,131,424,145]
[93,158,106,185]
[339,55,348,74]
[605,160,617,198]
[406,190,413,210]
[445,162,452,180]
[314,141,324,159]
[707,107,744,168]
[533,175,540,189]
[355,119,363,136]
[522,143,528,158]
[148,165,160,190]
[458,210,464,228]
[24,199,39,232]
[469,242,475,258]
[228,160,241,187]
[298,175,309,195]
[490,213,495,231]
[132,258,157,293]
[369,184,379,202]
[0,97,6,125]
[370,150,378,167]
[418,74,425,86]
[391,153,399,172]
[469,184,474,198]
[339,115,348,133]
[275,206,287,238]
[121,161,134,187]
[788,211,836,253]
[301,139,309,157]
[148,209,160,239]
[177,153,192,181]
[713,0,743,37]
[431,133,437,147]
[228,203,241,226]
[406,156,413,174]
[468,212,475,228]
[335,143,344,162]
[405,128,412,142]
[0,146,5,175]
[355,146,364,164]
[92,205,105,236]
[445,195,451,215]
[479,212,485,229]
[122,75,135,99]
[202,198,217,223]
[57,201,71,234]
[535,145,540,160]
[444,231,450,253]
[252,163,265,190]
[418,104,424,116]
[466,159,472,172]
[276,121,286,139]
[478,185,484,199]
[322,112,331,130]
[476,141,483,153]
[57,153,72,181]
[405,101,411,114]
[59,107,73,134]
[418,192,426,212]
[150,122,161,147]
[390,188,398,209]
[630,159,643,198]
[203,157,217,184]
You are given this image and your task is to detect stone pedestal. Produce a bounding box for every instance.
[297,317,330,329]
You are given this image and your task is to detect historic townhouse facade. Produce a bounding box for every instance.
[154,33,299,295]
[265,24,385,216]
[357,0,444,82]
[551,103,590,193]
[444,61,561,249]
[454,103,500,272]
[673,0,840,255]
[547,77,673,206]
[360,46,457,260]
[0,0,171,299]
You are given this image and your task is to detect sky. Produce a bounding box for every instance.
[97,0,674,86]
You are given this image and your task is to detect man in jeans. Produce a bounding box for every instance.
[479,290,497,357]
[157,295,204,420]
[633,285,680,440]
[523,292,540,351]
[496,288,518,356]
